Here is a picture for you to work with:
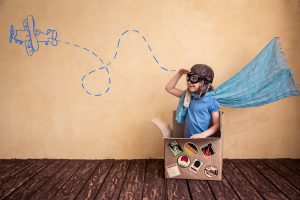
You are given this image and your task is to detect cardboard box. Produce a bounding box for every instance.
[152,111,223,181]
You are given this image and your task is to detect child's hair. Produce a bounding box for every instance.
[190,64,214,97]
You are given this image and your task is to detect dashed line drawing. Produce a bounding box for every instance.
[9,15,176,96]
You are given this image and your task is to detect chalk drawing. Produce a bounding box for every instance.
[9,15,58,56]
[9,15,176,96]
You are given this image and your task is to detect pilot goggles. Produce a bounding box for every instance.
[186,72,202,84]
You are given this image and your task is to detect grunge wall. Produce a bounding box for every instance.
[0,0,299,159]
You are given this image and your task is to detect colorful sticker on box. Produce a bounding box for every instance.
[166,164,181,178]
[184,142,198,156]
[189,159,203,174]
[201,143,216,157]
[168,140,183,156]
[204,165,218,178]
[177,155,191,168]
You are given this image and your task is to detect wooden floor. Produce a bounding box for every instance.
[0,159,299,200]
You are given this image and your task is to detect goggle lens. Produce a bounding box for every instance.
[186,73,200,84]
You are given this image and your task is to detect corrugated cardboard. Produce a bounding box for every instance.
[152,111,223,181]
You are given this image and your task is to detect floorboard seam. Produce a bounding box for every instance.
[141,159,150,200]
[263,159,300,191]
[4,159,54,200]
[49,160,85,200]
[207,180,217,200]
[116,160,131,200]
[92,159,115,199]
[74,160,101,199]
[230,159,264,199]
[0,159,37,188]
[185,179,193,200]
[248,159,296,199]
[222,171,241,200]
[0,160,19,174]
[26,159,70,200]
[277,159,300,176]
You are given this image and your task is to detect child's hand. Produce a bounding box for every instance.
[190,133,206,139]
[178,68,191,75]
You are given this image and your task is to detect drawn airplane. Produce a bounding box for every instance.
[9,15,58,56]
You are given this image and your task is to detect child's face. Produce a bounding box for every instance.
[186,72,202,92]
[187,81,201,92]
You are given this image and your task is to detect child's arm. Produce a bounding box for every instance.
[191,112,220,138]
[165,68,190,98]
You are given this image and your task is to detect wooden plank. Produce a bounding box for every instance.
[222,159,263,200]
[29,160,83,200]
[248,159,300,200]
[277,159,300,176]
[0,159,36,186]
[50,160,99,200]
[0,159,52,200]
[187,180,215,200]
[1,158,297,200]
[0,159,21,174]
[119,159,146,200]
[75,160,114,200]
[94,160,129,200]
[208,172,239,200]
[263,159,300,190]
[5,159,68,200]
[142,159,166,200]
[232,159,288,199]
[166,179,191,199]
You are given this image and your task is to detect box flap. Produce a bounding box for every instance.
[151,118,172,138]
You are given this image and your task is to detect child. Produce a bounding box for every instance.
[165,64,220,138]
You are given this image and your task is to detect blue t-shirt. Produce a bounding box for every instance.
[184,94,220,138]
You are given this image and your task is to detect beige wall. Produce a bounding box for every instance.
[0,0,299,159]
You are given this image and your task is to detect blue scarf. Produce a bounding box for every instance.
[176,37,299,123]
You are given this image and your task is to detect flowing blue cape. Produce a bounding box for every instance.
[176,37,300,123]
